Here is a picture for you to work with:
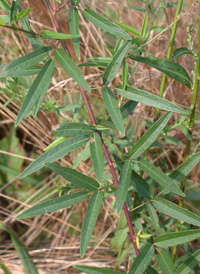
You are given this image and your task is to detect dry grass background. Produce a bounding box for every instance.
[0,0,199,273]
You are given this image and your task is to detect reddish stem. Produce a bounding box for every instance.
[45,0,139,256]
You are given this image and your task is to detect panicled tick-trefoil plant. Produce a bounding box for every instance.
[0,0,200,273]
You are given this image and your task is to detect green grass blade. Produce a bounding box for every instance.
[153,197,200,226]
[130,56,192,88]
[45,163,99,191]
[0,223,39,274]
[41,30,80,39]
[103,40,131,85]
[128,244,155,274]
[68,7,80,60]
[80,191,103,257]
[102,87,125,135]
[138,159,185,196]
[115,161,132,213]
[83,9,131,40]
[53,123,93,137]
[0,46,52,77]
[15,60,55,125]
[16,191,89,219]
[129,112,172,159]
[176,249,200,274]
[74,265,122,274]
[90,132,104,183]
[154,229,200,248]
[19,135,89,179]
[157,250,176,274]
[54,48,90,92]
[115,85,187,114]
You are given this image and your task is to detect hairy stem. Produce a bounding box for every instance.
[45,0,139,256]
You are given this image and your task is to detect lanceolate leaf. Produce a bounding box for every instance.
[115,161,132,213]
[68,7,80,60]
[0,46,52,77]
[130,56,192,88]
[172,47,193,61]
[16,191,89,219]
[10,0,22,25]
[0,0,11,13]
[74,265,122,274]
[19,135,89,179]
[129,112,172,159]
[128,244,155,274]
[154,229,200,248]
[45,163,99,191]
[116,21,140,36]
[153,197,200,226]
[15,59,55,125]
[0,223,39,274]
[176,249,200,274]
[170,152,200,182]
[2,66,41,77]
[115,85,187,114]
[131,170,153,200]
[54,123,93,137]
[90,132,104,183]
[80,191,103,257]
[141,11,148,38]
[103,40,131,85]
[83,9,131,40]
[102,87,125,135]
[41,30,80,40]
[120,100,138,119]
[54,48,90,92]
[157,250,176,274]
[138,159,185,196]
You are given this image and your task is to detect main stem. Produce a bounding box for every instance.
[45,0,139,256]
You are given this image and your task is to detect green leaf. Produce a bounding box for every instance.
[41,30,80,40]
[74,265,122,274]
[15,8,33,20]
[157,250,176,274]
[128,6,152,13]
[103,40,131,85]
[15,59,55,125]
[116,21,140,36]
[176,249,200,274]
[138,159,185,196]
[128,244,155,274]
[153,197,200,226]
[10,0,21,25]
[53,123,93,137]
[45,163,99,191]
[68,7,80,60]
[83,9,131,40]
[0,17,6,26]
[54,48,90,92]
[172,47,193,61]
[131,170,153,200]
[2,66,41,77]
[154,229,200,248]
[130,56,192,88]
[71,0,81,5]
[0,223,39,274]
[0,0,11,13]
[115,161,132,213]
[170,152,200,182]
[0,46,52,78]
[102,87,125,135]
[80,191,103,257]
[0,261,12,274]
[129,112,172,159]
[78,61,108,68]
[115,85,187,114]
[16,191,89,219]
[90,132,104,183]
[19,135,89,179]
[141,11,148,38]
[122,62,129,89]
[43,137,66,151]
[162,135,184,146]
[120,100,138,119]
